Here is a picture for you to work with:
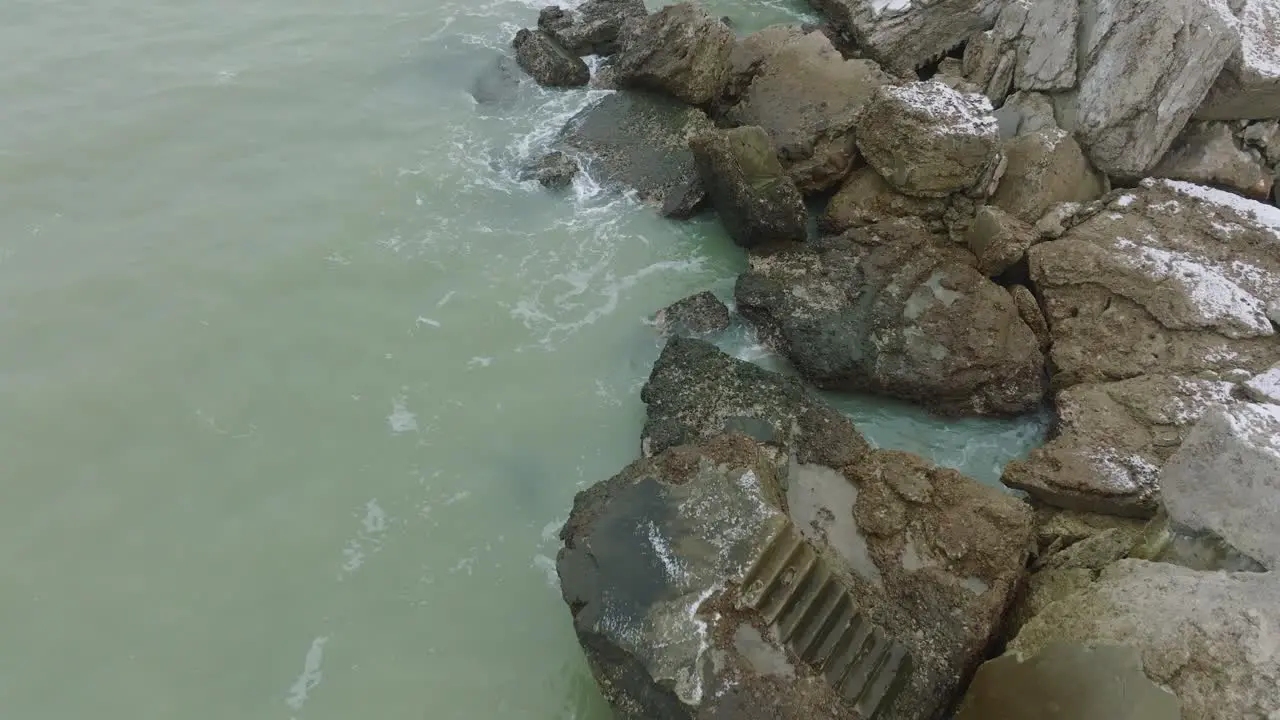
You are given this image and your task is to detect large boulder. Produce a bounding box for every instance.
[1244,365,1280,403]
[1009,559,1280,719]
[854,81,1005,199]
[954,643,1180,720]
[989,127,1107,224]
[615,3,734,107]
[806,0,1004,75]
[1028,180,1280,387]
[1161,402,1280,570]
[1196,0,1280,120]
[536,0,647,57]
[556,431,1033,720]
[1152,121,1274,199]
[820,165,950,234]
[965,205,1039,277]
[992,91,1059,139]
[735,224,1047,416]
[689,126,808,249]
[512,29,591,87]
[720,25,809,108]
[724,31,895,194]
[640,337,871,467]
[1002,374,1238,518]
[1052,0,1238,178]
[559,91,713,217]
[961,0,1079,102]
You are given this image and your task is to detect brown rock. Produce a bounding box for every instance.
[990,128,1107,224]
[615,3,734,106]
[1153,121,1274,199]
[1010,285,1050,353]
[820,165,949,234]
[966,205,1039,276]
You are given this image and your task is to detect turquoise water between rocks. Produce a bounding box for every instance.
[0,1,1048,717]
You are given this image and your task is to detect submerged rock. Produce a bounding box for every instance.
[955,643,1180,720]
[519,151,579,189]
[1003,374,1238,517]
[536,0,646,57]
[559,91,712,216]
[1161,402,1280,570]
[640,337,871,467]
[1052,0,1238,178]
[512,29,590,87]
[820,165,949,234]
[807,0,1003,75]
[689,126,808,250]
[854,82,1005,199]
[652,292,730,340]
[724,31,894,194]
[1009,559,1280,719]
[615,3,734,107]
[468,53,523,105]
[989,127,1106,225]
[1029,180,1280,387]
[735,225,1047,416]
[1196,0,1280,120]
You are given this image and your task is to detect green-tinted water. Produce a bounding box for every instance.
[0,1,1046,718]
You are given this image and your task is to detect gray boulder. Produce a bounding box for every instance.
[854,81,1005,199]
[652,292,731,340]
[820,165,949,234]
[536,0,647,57]
[520,151,579,189]
[1240,119,1280,166]
[640,336,871,466]
[512,28,590,87]
[559,91,713,216]
[954,643,1180,720]
[724,31,895,194]
[1161,402,1280,570]
[615,3,734,107]
[689,126,808,249]
[989,127,1107,224]
[965,205,1039,277]
[1003,374,1238,518]
[961,0,1077,103]
[806,0,1004,75]
[1028,180,1280,387]
[1052,0,1238,178]
[735,224,1047,416]
[1152,121,1274,199]
[1009,559,1280,720]
[1196,0,1280,120]
[992,91,1059,140]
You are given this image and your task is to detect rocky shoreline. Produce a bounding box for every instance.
[491,0,1280,717]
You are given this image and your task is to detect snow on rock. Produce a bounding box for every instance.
[807,0,1005,75]
[1028,180,1280,388]
[1243,366,1280,403]
[1197,0,1280,120]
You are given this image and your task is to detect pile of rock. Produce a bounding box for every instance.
[490,0,1280,716]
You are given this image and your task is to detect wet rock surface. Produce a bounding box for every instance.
[1009,559,1280,719]
[689,126,808,249]
[559,91,712,216]
[652,292,731,340]
[520,150,579,189]
[735,226,1046,416]
[724,31,894,194]
[1160,402,1280,570]
[536,0,646,57]
[1052,0,1239,178]
[1003,374,1238,517]
[640,337,870,467]
[512,28,590,87]
[955,643,1180,720]
[854,81,1005,199]
[615,3,734,107]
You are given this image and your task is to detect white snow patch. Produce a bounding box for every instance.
[1111,238,1274,336]
[1088,448,1159,494]
[1113,193,1138,208]
[1155,178,1280,235]
[885,81,998,137]
[1244,367,1280,403]
[1168,378,1237,424]
[1223,402,1280,457]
